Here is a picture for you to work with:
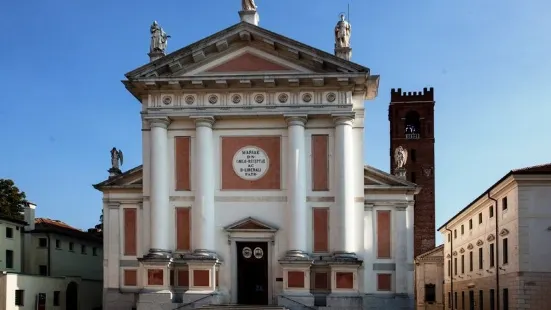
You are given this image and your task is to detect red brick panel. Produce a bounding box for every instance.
[221,136,281,190]
[288,271,305,288]
[335,272,354,289]
[177,269,189,287]
[311,135,329,191]
[377,210,391,258]
[206,53,291,72]
[147,269,164,286]
[314,272,328,290]
[124,208,137,256]
[312,208,329,253]
[175,207,191,251]
[377,274,392,291]
[175,137,191,191]
[193,270,210,287]
[124,269,137,286]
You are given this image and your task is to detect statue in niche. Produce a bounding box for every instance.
[242,0,257,11]
[394,146,408,169]
[110,147,124,170]
[150,21,170,53]
[335,14,351,48]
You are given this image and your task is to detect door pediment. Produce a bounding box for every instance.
[224,217,279,232]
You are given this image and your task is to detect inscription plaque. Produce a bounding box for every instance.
[232,146,270,181]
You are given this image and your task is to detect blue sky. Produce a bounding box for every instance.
[1,0,549,245]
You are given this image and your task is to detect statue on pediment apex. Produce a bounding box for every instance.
[242,0,257,11]
[394,146,408,169]
[335,14,351,48]
[150,21,170,53]
[110,147,123,170]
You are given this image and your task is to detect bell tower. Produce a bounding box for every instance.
[389,87,435,257]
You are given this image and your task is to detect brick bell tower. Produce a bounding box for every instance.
[389,87,435,257]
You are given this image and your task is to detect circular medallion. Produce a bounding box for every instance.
[185,95,195,105]
[253,247,264,259]
[242,247,252,258]
[278,93,289,103]
[326,92,336,103]
[232,146,270,181]
[302,93,312,103]
[231,94,242,104]
[254,94,265,104]
[208,95,218,104]
[162,96,172,105]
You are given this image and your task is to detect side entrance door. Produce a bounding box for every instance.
[237,242,269,305]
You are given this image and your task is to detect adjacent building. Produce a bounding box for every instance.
[438,163,551,310]
[0,203,103,310]
[93,6,433,310]
[414,245,444,310]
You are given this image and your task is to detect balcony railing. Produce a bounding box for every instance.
[405,133,420,139]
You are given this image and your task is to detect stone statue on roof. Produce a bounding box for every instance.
[110,147,123,170]
[242,0,257,11]
[335,14,351,48]
[150,21,170,53]
[394,146,408,169]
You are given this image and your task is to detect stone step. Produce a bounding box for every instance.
[199,305,288,310]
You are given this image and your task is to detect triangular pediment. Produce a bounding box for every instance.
[125,22,370,79]
[93,165,143,191]
[224,217,278,232]
[364,165,418,188]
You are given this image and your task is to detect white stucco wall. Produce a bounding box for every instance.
[0,220,23,273]
[0,273,102,310]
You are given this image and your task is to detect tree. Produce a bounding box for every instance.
[0,179,27,220]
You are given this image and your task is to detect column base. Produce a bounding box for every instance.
[332,251,359,261]
[142,248,172,260]
[283,250,311,260]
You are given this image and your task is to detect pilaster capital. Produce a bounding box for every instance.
[145,117,171,129]
[332,113,355,126]
[395,203,408,211]
[284,114,308,127]
[191,116,215,128]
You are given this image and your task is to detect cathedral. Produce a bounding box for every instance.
[94,3,436,309]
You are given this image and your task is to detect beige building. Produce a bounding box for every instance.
[438,163,551,310]
[0,203,103,310]
[414,245,444,310]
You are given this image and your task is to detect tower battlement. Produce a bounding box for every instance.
[390,87,434,102]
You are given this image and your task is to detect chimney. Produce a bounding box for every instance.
[23,202,36,231]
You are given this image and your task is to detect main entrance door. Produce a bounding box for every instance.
[237,242,269,305]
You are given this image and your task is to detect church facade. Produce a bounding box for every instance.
[94,7,423,310]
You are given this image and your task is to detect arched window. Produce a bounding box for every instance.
[404,111,421,135]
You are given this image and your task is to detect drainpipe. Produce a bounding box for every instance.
[487,193,499,310]
[445,227,453,309]
[46,233,52,276]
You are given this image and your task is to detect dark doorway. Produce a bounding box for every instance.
[237,242,268,305]
[469,290,475,310]
[66,282,78,310]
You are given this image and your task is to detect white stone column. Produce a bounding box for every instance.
[395,205,408,293]
[363,204,375,293]
[406,201,415,295]
[147,117,171,258]
[284,115,308,258]
[333,114,356,257]
[193,117,216,257]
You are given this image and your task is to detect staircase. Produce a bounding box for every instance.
[199,305,288,310]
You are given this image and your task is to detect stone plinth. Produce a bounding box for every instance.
[239,10,259,26]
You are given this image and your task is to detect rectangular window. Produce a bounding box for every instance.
[55,239,61,248]
[479,290,483,310]
[93,247,98,256]
[411,149,417,162]
[448,234,451,242]
[311,135,329,191]
[478,213,482,224]
[376,210,391,258]
[454,229,457,238]
[425,284,436,302]
[175,207,191,251]
[174,136,191,191]
[478,248,483,270]
[503,238,508,264]
[489,206,494,218]
[6,227,13,238]
[462,291,465,310]
[461,225,464,235]
[448,292,452,309]
[489,289,495,310]
[124,208,137,256]
[38,237,48,247]
[6,250,13,269]
[81,245,87,254]
[502,197,508,211]
[489,243,495,267]
[377,274,392,291]
[469,219,473,230]
[503,288,509,310]
[461,255,465,274]
[469,251,473,272]
[69,242,74,251]
[454,257,457,275]
[15,290,24,306]
[454,292,458,310]
[39,265,48,276]
[448,259,451,276]
[313,208,330,253]
[53,291,60,306]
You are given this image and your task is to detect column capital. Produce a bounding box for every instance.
[145,117,171,129]
[191,116,215,128]
[395,203,408,211]
[332,113,355,126]
[284,114,308,127]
